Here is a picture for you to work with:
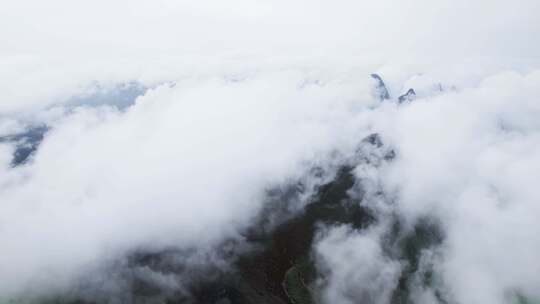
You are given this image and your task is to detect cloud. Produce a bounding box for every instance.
[1,0,539,112]
[0,0,540,303]
[314,225,402,304]
[0,72,375,300]
[361,70,540,304]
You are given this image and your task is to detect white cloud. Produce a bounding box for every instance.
[1,0,540,303]
[366,71,540,303]
[0,72,374,299]
[315,225,402,304]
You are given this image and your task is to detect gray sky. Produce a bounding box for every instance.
[1,1,540,303]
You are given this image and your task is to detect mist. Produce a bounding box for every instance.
[1,0,540,303]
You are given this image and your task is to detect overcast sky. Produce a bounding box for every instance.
[1,1,540,303]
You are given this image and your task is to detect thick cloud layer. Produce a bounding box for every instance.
[313,71,540,304]
[0,72,376,300]
[1,0,540,303]
[2,0,539,113]
[384,71,540,304]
